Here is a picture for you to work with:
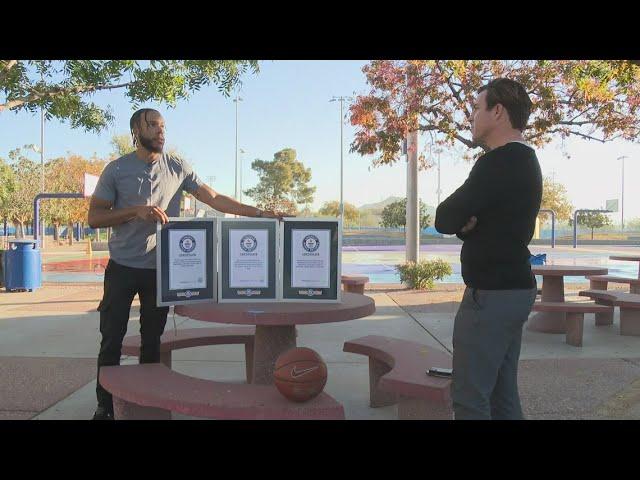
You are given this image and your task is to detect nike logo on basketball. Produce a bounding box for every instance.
[291,366,319,378]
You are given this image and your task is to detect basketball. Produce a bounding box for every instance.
[273,347,328,402]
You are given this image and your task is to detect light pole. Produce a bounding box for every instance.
[617,156,628,231]
[24,143,45,245]
[330,96,352,221]
[40,95,45,193]
[238,149,246,203]
[233,92,243,200]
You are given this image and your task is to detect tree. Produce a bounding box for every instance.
[350,60,640,168]
[1,60,259,132]
[318,201,359,226]
[380,198,431,230]
[110,134,135,158]
[244,148,316,215]
[572,211,613,239]
[4,149,40,237]
[540,176,574,223]
[109,132,184,160]
[42,154,107,244]
[626,218,640,231]
[0,158,16,227]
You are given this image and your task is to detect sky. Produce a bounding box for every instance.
[2,60,640,224]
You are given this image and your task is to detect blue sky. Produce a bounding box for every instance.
[2,60,640,223]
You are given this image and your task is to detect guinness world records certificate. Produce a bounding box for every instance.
[281,218,341,303]
[156,218,217,306]
[168,229,207,290]
[218,218,278,302]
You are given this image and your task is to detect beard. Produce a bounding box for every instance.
[137,134,164,154]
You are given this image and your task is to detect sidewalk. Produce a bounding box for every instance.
[1,283,640,420]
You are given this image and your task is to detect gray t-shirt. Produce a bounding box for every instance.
[92,152,203,269]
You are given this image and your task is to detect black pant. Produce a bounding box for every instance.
[96,260,169,412]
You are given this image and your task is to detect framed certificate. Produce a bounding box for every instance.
[156,218,217,306]
[280,217,341,303]
[218,218,279,303]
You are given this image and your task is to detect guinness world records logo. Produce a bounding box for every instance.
[302,234,320,252]
[240,234,258,252]
[179,235,196,253]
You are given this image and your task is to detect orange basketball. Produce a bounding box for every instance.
[273,347,328,402]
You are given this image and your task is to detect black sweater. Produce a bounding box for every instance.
[435,142,542,290]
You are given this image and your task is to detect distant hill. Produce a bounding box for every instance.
[359,196,404,212]
[359,196,436,218]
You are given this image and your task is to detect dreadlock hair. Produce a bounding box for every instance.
[130,108,161,147]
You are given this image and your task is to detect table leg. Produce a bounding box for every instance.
[251,325,297,385]
[527,275,567,333]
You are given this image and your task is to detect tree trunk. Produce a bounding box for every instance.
[68,222,73,246]
[591,228,594,240]
[53,223,59,241]
[15,221,24,239]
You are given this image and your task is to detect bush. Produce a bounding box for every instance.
[396,259,452,290]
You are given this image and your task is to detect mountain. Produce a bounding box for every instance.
[359,196,436,218]
[358,196,404,212]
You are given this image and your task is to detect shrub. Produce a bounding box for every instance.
[396,259,452,290]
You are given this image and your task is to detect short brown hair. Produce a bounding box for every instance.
[478,78,532,131]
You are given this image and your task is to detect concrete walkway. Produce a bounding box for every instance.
[2,283,640,420]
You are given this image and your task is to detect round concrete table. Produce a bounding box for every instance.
[610,256,640,278]
[527,265,608,333]
[175,292,376,385]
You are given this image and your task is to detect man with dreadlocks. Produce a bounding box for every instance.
[88,108,282,420]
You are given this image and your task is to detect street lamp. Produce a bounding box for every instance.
[239,148,245,203]
[233,92,243,200]
[24,143,46,244]
[329,96,353,221]
[617,156,628,231]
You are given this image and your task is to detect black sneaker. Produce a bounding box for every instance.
[92,407,114,420]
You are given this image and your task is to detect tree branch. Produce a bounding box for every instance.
[435,62,471,120]
[0,81,135,112]
[452,133,475,148]
[558,120,592,126]
[565,129,619,143]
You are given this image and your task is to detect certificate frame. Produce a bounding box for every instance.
[156,217,217,307]
[279,217,342,303]
[218,217,279,303]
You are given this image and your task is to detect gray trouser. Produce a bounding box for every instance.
[452,286,537,420]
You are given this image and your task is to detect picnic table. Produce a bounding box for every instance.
[175,292,376,385]
[609,255,640,278]
[527,265,608,333]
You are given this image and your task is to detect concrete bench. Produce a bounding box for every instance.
[579,289,640,336]
[531,301,613,347]
[341,275,369,295]
[343,335,452,420]
[99,363,345,420]
[122,327,255,383]
[586,275,640,294]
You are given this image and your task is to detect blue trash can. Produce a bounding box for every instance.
[529,254,546,266]
[4,240,42,292]
[0,249,5,287]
